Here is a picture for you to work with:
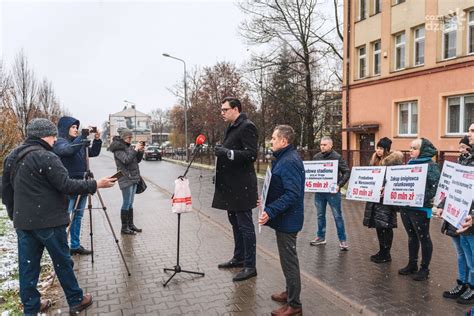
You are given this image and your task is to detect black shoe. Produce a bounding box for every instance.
[444,280,469,299]
[218,259,244,269]
[69,293,93,315]
[370,252,381,262]
[372,254,391,264]
[457,287,474,305]
[70,245,92,256]
[121,210,136,235]
[398,262,418,275]
[233,267,257,282]
[412,268,429,281]
[128,208,142,233]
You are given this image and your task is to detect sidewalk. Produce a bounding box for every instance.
[51,156,354,315]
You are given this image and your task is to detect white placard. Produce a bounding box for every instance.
[383,164,428,207]
[434,161,457,206]
[442,164,474,229]
[346,166,386,202]
[303,160,339,193]
[259,166,272,233]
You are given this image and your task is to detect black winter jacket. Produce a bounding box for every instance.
[312,150,350,188]
[2,138,97,230]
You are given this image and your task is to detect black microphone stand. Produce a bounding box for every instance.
[163,144,205,286]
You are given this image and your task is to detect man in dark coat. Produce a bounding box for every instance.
[53,116,102,255]
[259,125,304,316]
[212,97,258,282]
[310,136,351,250]
[1,118,116,315]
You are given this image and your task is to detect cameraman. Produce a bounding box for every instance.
[53,116,102,255]
[2,118,116,315]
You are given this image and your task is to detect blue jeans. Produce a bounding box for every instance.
[314,192,347,241]
[16,226,83,315]
[68,194,87,249]
[460,235,474,286]
[452,236,469,283]
[227,210,256,268]
[121,183,137,210]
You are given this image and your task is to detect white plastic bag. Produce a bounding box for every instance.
[171,178,192,213]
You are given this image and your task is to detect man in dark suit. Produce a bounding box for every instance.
[212,97,258,282]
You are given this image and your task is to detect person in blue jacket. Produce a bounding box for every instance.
[53,116,102,255]
[259,125,305,316]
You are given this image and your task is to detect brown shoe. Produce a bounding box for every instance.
[69,293,93,315]
[271,291,288,303]
[271,304,289,316]
[40,299,52,313]
[281,305,302,315]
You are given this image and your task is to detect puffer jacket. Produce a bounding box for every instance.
[363,151,404,229]
[108,136,143,190]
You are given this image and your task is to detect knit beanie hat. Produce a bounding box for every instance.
[459,135,472,148]
[27,118,58,138]
[118,128,133,140]
[376,137,392,152]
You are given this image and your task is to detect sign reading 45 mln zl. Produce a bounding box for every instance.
[383,164,428,207]
[303,160,339,193]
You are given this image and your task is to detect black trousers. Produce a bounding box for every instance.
[400,210,433,268]
[276,231,302,308]
[227,210,256,268]
[376,227,393,255]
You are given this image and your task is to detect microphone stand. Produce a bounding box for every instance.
[163,143,205,287]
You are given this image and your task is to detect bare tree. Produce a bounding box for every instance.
[149,108,170,145]
[38,78,62,124]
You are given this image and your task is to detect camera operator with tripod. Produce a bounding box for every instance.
[108,128,144,235]
[2,118,117,315]
[53,116,102,256]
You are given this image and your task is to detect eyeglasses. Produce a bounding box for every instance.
[410,146,419,150]
[221,107,232,113]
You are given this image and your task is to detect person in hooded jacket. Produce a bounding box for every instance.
[53,116,102,255]
[398,138,440,281]
[108,128,144,235]
[438,131,474,305]
[363,137,403,263]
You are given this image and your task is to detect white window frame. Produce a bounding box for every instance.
[359,0,367,20]
[442,16,457,60]
[446,94,474,135]
[373,41,381,75]
[373,0,381,14]
[398,101,418,136]
[468,10,474,55]
[413,26,425,66]
[395,33,405,70]
[358,46,367,78]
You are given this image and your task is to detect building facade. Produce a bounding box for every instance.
[109,106,151,143]
[342,0,474,165]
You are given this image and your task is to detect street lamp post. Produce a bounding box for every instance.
[162,53,188,161]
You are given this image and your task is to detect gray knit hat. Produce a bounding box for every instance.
[118,128,133,139]
[27,118,58,138]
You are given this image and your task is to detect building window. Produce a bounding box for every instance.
[468,11,474,54]
[446,95,474,134]
[398,101,418,136]
[358,46,367,78]
[395,33,405,70]
[373,41,381,75]
[360,0,367,20]
[443,16,457,59]
[414,26,425,66]
[374,0,381,14]
[394,0,405,4]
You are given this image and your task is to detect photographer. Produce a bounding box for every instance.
[2,118,116,315]
[53,116,102,255]
[108,128,144,235]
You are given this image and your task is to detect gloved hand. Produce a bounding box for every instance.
[214,146,230,158]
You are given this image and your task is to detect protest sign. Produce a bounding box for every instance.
[303,160,338,193]
[259,166,272,233]
[383,164,428,207]
[346,166,386,202]
[434,160,457,206]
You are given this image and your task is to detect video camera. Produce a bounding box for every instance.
[81,126,97,137]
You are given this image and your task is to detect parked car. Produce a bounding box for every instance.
[144,146,162,161]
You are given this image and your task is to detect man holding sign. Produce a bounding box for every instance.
[310,136,350,250]
[258,125,305,316]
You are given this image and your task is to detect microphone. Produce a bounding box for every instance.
[195,134,206,146]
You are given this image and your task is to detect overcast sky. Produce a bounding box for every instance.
[1,0,253,128]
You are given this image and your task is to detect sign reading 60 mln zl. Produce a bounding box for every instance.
[383,164,428,207]
[303,160,339,193]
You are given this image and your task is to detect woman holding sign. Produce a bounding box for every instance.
[363,137,403,263]
[399,138,440,281]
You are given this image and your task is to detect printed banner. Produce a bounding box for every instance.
[303,160,339,193]
[383,164,428,207]
[346,166,386,202]
[442,164,474,229]
[434,161,457,206]
[259,166,272,233]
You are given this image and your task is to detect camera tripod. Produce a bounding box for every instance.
[69,142,131,276]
